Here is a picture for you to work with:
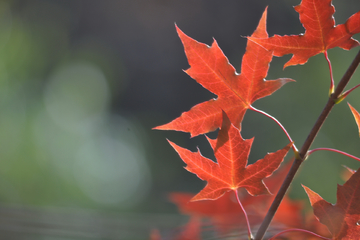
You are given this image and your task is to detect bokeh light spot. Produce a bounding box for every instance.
[44,61,110,133]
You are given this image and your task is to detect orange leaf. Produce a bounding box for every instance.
[169,163,304,234]
[348,103,360,137]
[154,8,293,137]
[169,191,247,234]
[303,168,360,239]
[249,0,360,68]
[168,112,292,201]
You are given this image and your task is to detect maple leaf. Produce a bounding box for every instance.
[169,191,248,234]
[154,8,293,137]
[168,112,292,201]
[248,0,360,68]
[168,163,304,237]
[303,168,360,240]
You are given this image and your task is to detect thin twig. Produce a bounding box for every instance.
[250,106,298,153]
[235,189,253,240]
[308,147,360,162]
[324,51,335,95]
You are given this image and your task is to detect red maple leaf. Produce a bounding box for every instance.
[154,8,292,137]
[169,192,302,237]
[248,0,360,68]
[168,112,292,201]
[303,168,360,239]
[168,162,304,237]
[169,191,249,234]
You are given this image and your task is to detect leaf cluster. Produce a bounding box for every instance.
[153,0,360,239]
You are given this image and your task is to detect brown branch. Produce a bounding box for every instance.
[254,49,360,240]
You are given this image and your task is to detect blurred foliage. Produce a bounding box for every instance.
[0,0,151,211]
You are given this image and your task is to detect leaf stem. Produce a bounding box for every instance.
[254,49,360,240]
[308,147,360,162]
[250,106,298,153]
[324,51,335,95]
[235,189,253,240]
[268,228,331,240]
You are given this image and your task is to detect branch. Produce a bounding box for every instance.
[254,49,360,240]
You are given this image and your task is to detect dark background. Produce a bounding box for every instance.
[0,0,359,239]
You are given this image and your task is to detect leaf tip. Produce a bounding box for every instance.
[175,24,185,37]
[166,138,178,149]
[152,123,173,132]
[152,125,163,130]
[348,103,360,137]
[278,78,296,86]
[302,185,323,207]
[252,7,269,38]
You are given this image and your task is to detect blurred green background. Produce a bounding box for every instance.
[0,0,359,239]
